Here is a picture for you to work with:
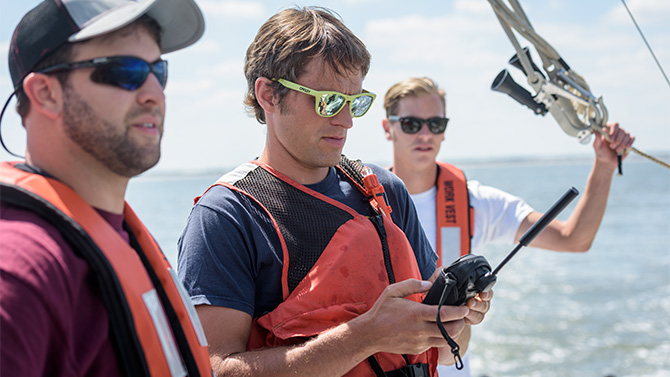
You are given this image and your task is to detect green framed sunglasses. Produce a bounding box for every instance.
[275,78,376,118]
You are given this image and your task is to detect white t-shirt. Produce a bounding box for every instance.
[411,180,534,377]
[411,180,534,263]
[436,352,472,377]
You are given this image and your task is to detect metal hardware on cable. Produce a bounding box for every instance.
[487,0,670,172]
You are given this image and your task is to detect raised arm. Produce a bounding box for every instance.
[515,122,635,251]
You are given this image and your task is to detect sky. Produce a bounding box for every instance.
[0,0,668,174]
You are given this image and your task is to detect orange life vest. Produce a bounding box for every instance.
[0,162,212,377]
[202,159,438,376]
[434,162,474,266]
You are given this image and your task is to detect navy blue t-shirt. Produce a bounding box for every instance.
[177,163,437,318]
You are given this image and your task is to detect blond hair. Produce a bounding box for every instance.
[383,77,446,117]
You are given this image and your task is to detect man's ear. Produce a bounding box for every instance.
[255,77,278,115]
[382,118,393,141]
[22,73,63,120]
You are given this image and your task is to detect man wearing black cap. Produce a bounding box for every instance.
[0,1,212,376]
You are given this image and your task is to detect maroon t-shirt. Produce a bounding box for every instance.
[1,202,127,377]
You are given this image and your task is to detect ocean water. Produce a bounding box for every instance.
[126,159,670,376]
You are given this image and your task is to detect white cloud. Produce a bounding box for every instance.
[184,39,223,54]
[342,0,380,5]
[454,0,491,14]
[165,78,215,97]
[354,0,668,165]
[364,10,508,73]
[0,42,9,83]
[0,42,8,58]
[1,0,667,170]
[212,60,245,80]
[546,0,565,11]
[607,0,670,25]
[198,0,265,19]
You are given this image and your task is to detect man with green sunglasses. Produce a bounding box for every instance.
[178,6,492,377]
[382,77,635,377]
[274,78,376,118]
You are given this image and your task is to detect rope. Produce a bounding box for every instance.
[630,147,670,170]
[592,125,670,171]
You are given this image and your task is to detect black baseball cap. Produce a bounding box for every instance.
[8,0,206,90]
[0,0,205,157]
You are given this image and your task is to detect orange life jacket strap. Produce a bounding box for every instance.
[435,161,473,266]
[0,162,212,377]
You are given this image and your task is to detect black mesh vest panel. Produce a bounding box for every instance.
[233,167,357,294]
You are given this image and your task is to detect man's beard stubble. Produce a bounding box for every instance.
[61,84,162,177]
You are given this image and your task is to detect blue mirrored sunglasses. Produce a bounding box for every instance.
[38,56,167,91]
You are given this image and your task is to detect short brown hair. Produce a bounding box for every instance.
[243,6,371,124]
[383,77,446,117]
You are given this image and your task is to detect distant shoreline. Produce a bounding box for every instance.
[140,151,670,179]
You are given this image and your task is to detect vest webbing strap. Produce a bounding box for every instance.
[0,183,150,376]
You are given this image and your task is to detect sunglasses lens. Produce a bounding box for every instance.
[318,93,346,116]
[91,58,147,90]
[427,117,448,133]
[153,61,168,88]
[91,58,167,91]
[351,95,374,117]
[400,118,422,134]
[395,117,448,134]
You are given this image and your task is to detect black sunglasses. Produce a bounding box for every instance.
[38,56,168,91]
[388,115,449,134]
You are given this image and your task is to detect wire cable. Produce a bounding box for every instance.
[620,0,670,89]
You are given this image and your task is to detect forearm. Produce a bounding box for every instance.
[561,159,616,250]
[211,319,375,377]
[204,280,469,376]
[549,122,634,251]
[520,159,616,252]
